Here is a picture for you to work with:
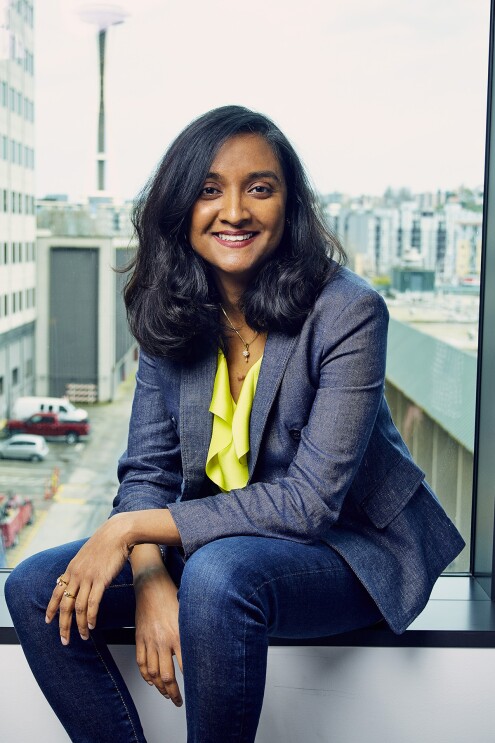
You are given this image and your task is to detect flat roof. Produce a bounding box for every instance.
[386,316,476,452]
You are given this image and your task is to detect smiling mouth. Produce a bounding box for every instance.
[213,232,257,243]
[211,231,259,248]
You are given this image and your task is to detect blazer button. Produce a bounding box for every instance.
[289,429,301,441]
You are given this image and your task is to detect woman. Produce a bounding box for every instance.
[5,106,465,743]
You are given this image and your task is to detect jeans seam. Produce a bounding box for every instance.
[238,610,248,743]
[107,583,134,589]
[89,634,140,743]
[246,567,340,602]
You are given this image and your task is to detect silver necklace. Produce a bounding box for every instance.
[220,306,259,362]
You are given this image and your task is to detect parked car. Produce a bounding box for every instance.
[0,434,49,461]
[12,396,88,422]
[7,412,90,444]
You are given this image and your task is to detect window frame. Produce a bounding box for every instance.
[2,0,495,644]
[471,0,495,599]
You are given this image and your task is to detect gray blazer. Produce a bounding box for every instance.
[113,266,465,634]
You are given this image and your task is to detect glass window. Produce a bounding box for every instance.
[1,0,489,578]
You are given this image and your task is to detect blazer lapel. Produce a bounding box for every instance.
[179,332,296,494]
[248,331,298,481]
[180,349,217,498]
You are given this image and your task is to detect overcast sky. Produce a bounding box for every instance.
[35,0,490,201]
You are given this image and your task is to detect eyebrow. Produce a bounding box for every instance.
[205,170,282,183]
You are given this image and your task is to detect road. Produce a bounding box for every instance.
[1,377,135,567]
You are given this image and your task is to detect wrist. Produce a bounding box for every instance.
[133,563,167,588]
[124,511,141,549]
[129,543,163,572]
[110,511,140,550]
[121,509,181,548]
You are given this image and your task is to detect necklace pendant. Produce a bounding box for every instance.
[243,349,250,361]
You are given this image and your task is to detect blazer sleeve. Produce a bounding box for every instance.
[168,289,389,557]
[110,350,183,515]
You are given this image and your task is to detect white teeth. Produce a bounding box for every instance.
[216,233,254,242]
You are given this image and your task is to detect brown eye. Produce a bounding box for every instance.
[249,185,272,195]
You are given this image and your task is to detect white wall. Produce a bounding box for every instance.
[1,644,494,742]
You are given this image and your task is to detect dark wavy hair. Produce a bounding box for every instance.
[124,105,346,361]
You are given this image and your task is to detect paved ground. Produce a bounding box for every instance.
[1,375,135,568]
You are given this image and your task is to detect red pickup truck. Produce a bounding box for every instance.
[7,412,90,444]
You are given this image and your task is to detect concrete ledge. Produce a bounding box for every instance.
[2,639,495,742]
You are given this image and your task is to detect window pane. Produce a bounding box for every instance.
[1,1,488,573]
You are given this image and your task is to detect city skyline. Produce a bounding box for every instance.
[35,0,489,201]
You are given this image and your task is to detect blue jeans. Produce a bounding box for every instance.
[5,536,382,742]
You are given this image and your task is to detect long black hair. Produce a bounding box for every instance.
[124,105,346,361]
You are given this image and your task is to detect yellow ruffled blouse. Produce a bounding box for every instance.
[205,351,262,492]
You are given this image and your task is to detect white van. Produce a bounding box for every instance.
[12,397,88,422]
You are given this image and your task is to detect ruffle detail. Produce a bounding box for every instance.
[206,351,262,492]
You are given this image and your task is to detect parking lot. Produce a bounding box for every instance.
[0,376,135,568]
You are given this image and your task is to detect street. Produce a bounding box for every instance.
[1,376,135,568]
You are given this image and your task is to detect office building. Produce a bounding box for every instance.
[35,198,137,402]
[0,0,36,419]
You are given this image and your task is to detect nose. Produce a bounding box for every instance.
[219,188,250,225]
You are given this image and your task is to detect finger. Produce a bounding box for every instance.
[136,643,149,681]
[136,641,155,687]
[86,581,106,630]
[143,648,167,695]
[74,583,92,640]
[45,575,69,623]
[58,587,78,645]
[159,652,182,707]
[174,642,183,675]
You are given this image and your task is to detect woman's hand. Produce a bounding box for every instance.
[45,513,134,644]
[134,563,183,707]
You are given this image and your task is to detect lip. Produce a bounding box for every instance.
[211,230,259,248]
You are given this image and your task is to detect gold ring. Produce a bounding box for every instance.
[63,590,78,599]
[57,575,68,587]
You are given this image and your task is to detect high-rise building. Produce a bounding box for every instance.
[0,1,36,420]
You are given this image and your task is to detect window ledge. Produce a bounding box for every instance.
[1,572,494,647]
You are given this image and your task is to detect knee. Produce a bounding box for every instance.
[5,553,51,619]
[179,538,266,628]
[5,539,87,622]
[181,539,246,596]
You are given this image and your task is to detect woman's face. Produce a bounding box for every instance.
[189,133,287,292]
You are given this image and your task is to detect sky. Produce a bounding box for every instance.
[35,0,490,201]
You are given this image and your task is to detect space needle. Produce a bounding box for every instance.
[77,2,129,195]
